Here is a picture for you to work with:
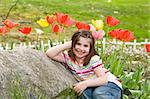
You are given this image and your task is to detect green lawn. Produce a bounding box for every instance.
[0,0,150,41]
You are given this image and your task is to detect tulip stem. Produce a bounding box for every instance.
[106,26,110,38]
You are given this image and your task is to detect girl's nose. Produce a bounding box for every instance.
[79,46,84,51]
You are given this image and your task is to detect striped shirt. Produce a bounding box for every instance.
[63,50,122,89]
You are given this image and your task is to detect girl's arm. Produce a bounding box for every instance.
[74,66,108,95]
[46,41,72,62]
[84,66,108,87]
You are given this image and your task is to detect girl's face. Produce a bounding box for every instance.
[73,37,91,59]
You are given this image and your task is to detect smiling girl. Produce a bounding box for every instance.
[46,30,122,99]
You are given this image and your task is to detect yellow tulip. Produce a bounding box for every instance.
[37,19,49,27]
[91,19,104,30]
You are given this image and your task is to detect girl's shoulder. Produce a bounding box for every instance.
[63,50,70,59]
[89,55,102,65]
[91,55,100,60]
[63,50,68,55]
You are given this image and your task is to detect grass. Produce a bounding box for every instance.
[0,0,150,42]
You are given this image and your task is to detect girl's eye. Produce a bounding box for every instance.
[84,45,88,47]
[76,43,81,45]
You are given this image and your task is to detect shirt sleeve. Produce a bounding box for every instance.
[62,50,69,64]
[90,55,104,70]
[90,55,109,76]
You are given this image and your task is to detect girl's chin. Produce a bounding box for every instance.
[75,53,87,59]
[76,56,84,59]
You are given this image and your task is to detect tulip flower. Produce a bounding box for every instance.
[106,16,120,27]
[118,30,135,42]
[37,19,49,27]
[3,19,19,29]
[84,24,90,31]
[109,29,135,42]
[52,24,59,33]
[0,26,8,35]
[75,22,90,31]
[56,12,74,27]
[56,13,68,24]
[92,30,105,40]
[18,27,32,35]
[108,29,121,39]
[46,15,55,24]
[91,19,104,30]
[76,22,84,30]
[64,18,74,27]
[145,44,150,53]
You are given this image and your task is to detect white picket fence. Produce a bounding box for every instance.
[0,38,149,52]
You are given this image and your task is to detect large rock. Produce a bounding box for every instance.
[0,48,77,98]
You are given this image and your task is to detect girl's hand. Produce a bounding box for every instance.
[73,81,88,96]
[64,41,72,49]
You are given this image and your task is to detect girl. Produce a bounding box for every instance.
[46,30,122,99]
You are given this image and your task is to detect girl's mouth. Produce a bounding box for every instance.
[75,48,85,54]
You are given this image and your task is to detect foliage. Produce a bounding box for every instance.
[101,48,150,99]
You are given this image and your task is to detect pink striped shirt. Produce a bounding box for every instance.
[63,50,122,89]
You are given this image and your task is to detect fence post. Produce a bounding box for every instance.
[52,41,57,46]
[28,42,32,48]
[0,43,4,50]
[113,38,116,44]
[12,43,16,49]
[144,39,148,44]
[63,39,66,44]
[97,40,101,53]
[34,41,38,50]
[56,40,60,45]
[48,40,51,49]
[41,40,44,52]
[5,43,9,50]
[102,38,106,51]
[20,42,23,47]
[23,42,27,48]
[59,41,63,45]
[133,39,137,50]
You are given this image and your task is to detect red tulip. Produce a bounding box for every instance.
[108,29,121,39]
[56,12,74,27]
[109,29,135,42]
[52,24,59,33]
[118,30,135,42]
[106,16,120,27]
[56,13,68,24]
[145,44,150,52]
[0,26,8,35]
[18,27,32,35]
[76,22,84,30]
[46,16,55,24]
[75,22,90,30]
[3,19,19,29]
[64,18,74,27]
[84,24,91,31]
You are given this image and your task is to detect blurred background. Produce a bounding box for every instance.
[0,0,150,43]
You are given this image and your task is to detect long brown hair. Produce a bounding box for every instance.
[68,30,98,66]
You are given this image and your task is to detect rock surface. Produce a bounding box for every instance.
[0,47,77,98]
